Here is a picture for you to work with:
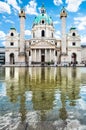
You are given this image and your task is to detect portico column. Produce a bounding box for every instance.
[38,49,40,62]
[54,49,55,63]
[35,49,36,62]
[29,49,32,65]
[50,49,51,62]
[45,49,47,62]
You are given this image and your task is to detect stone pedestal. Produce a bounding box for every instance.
[18,52,26,66]
[61,53,68,66]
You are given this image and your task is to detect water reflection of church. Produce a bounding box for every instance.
[5,67,81,121]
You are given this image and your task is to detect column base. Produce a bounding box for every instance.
[18,52,26,66]
[61,53,68,66]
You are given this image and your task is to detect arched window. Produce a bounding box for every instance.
[55,51,57,56]
[42,20,44,24]
[29,51,31,56]
[72,42,76,46]
[21,10,23,13]
[10,32,14,36]
[10,42,14,46]
[33,32,35,38]
[55,42,57,46]
[52,33,53,38]
[41,30,45,37]
[72,32,76,36]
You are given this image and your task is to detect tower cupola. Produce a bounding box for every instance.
[19,8,26,19]
[60,7,67,19]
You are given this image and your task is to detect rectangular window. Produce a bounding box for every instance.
[10,42,14,46]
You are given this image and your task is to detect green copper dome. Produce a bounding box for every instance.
[33,4,53,26]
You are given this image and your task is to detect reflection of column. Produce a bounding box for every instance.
[18,68,26,122]
[59,93,67,120]
[20,94,26,122]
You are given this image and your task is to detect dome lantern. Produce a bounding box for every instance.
[41,4,46,14]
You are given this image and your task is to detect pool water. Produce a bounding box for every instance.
[0,67,86,130]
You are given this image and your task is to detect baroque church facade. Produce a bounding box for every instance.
[5,5,81,66]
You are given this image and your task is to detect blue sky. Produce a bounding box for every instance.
[0,0,86,46]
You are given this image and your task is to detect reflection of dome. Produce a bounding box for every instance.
[33,4,53,26]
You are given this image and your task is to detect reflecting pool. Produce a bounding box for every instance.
[0,67,86,130]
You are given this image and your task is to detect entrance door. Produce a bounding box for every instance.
[71,53,77,64]
[41,49,45,64]
[41,55,45,62]
[10,53,15,64]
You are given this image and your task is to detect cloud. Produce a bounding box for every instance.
[0,31,6,40]
[74,16,86,30]
[25,0,38,15]
[6,0,20,11]
[53,21,60,25]
[2,16,6,19]
[5,19,15,24]
[25,30,31,36]
[2,41,5,46]
[0,1,11,14]
[53,0,63,6]
[54,30,61,39]
[66,0,85,12]
[18,0,22,4]
[81,35,86,45]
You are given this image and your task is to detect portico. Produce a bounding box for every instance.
[27,48,59,65]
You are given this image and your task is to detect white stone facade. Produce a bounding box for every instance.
[4,5,82,66]
[5,28,19,65]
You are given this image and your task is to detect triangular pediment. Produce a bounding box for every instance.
[30,41,55,49]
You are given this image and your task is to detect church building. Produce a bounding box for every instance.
[5,5,81,66]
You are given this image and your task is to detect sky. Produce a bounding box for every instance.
[0,0,86,46]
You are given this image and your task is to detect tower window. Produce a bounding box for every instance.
[72,42,76,46]
[72,32,76,36]
[55,51,57,56]
[42,20,44,24]
[10,42,14,46]
[55,42,57,46]
[10,32,14,36]
[41,30,45,37]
